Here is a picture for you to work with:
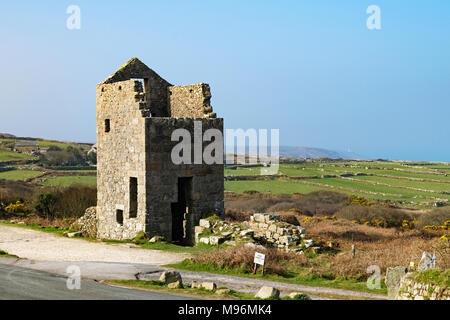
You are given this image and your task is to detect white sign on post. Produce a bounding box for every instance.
[254,252,265,266]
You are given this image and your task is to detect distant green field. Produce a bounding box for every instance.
[225,161,450,207]
[0,149,36,161]
[0,138,91,151]
[225,179,323,194]
[0,170,43,181]
[41,176,97,187]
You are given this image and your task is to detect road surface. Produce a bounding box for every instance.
[0,263,194,300]
[0,224,186,265]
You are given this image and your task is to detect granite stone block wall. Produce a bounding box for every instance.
[95,58,224,242]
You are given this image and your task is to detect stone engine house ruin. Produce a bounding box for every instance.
[96,58,224,243]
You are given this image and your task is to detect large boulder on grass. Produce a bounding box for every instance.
[70,206,98,238]
[255,286,280,299]
[385,266,408,299]
[159,271,182,285]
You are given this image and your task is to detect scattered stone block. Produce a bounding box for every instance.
[194,226,204,233]
[289,292,304,299]
[201,282,217,291]
[216,288,231,295]
[168,281,182,289]
[240,229,254,237]
[209,236,223,245]
[221,231,232,238]
[149,235,165,243]
[304,239,314,248]
[199,237,210,245]
[311,246,321,254]
[386,266,408,299]
[199,219,211,228]
[253,213,266,223]
[255,286,280,299]
[279,235,292,246]
[67,231,83,238]
[159,271,182,285]
[190,281,201,289]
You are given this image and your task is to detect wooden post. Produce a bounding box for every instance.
[351,244,356,258]
[253,263,257,274]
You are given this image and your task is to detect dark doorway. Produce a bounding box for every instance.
[171,177,192,243]
[129,177,138,218]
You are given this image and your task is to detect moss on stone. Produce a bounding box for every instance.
[412,269,450,287]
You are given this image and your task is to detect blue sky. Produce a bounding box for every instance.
[0,1,449,161]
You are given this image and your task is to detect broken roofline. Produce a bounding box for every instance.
[99,57,172,86]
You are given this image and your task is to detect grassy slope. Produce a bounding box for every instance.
[41,176,97,186]
[0,149,36,161]
[0,170,43,181]
[225,161,450,207]
[167,260,387,295]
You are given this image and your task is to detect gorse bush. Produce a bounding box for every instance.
[225,190,347,217]
[0,179,34,205]
[33,185,96,219]
[335,205,412,228]
[0,182,96,220]
[416,208,450,229]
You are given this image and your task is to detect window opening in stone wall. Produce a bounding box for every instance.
[105,119,110,133]
[116,209,123,225]
[171,177,192,243]
[129,177,138,218]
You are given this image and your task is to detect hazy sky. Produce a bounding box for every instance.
[1,1,449,161]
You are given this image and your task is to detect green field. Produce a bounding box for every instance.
[41,176,97,186]
[0,149,37,161]
[225,161,450,208]
[2,156,450,208]
[0,170,43,181]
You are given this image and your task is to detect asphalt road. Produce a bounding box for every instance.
[0,263,194,300]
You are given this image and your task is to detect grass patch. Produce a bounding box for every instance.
[106,280,312,300]
[40,175,97,187]
[0,220,75,237]
[0,249,19,258]
[412,269,450,287]
[167,259,387,295]
[0,149,37,161]
[106,279,257,300]
[101,237,229,254]
[0,169,43,181]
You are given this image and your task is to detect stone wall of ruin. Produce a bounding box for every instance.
[168,83,215,118]
[145,117,224,243]
[96,80,147,240]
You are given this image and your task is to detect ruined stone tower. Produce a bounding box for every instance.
[96,58,224,243]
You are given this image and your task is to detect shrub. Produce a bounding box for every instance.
[225,208,252,222]
[335,205,412,228]
[190,246,305,276]
[33,185,96,219]
[225,190,347,217]
[0,179,34,205]
[416,209,450,229]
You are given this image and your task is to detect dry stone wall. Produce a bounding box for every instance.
[195,213,311,253]
[396,272,450,300]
